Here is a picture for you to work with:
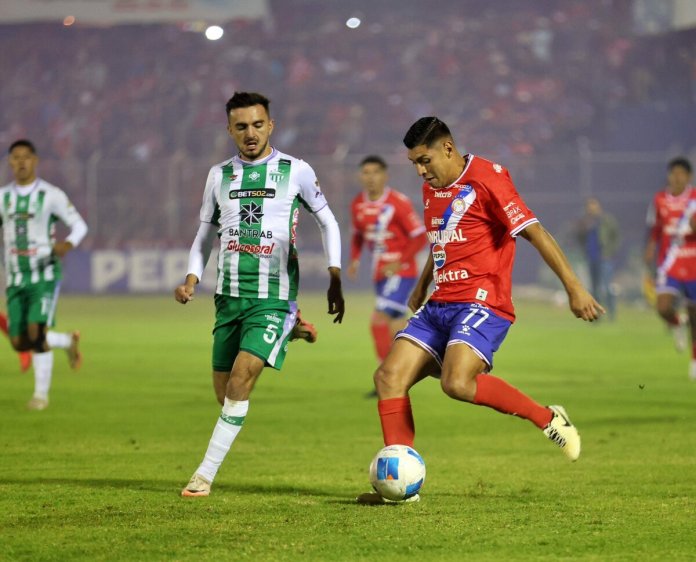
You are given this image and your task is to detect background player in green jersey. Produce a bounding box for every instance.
[174,92,344,497]
[0,140,88,410]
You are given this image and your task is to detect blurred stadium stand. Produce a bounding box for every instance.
[0,0,695,296]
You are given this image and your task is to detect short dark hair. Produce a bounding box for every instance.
[668,157,692,174]
[8,139,36,155]
[403,117,452,149]
[360,155,387,170]
[225,92,270,117]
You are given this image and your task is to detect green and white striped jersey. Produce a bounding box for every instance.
[0,179,84,287]
[200,149,328,300]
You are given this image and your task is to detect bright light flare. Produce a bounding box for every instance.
[63,15,76,26]
[346,17,361,29]
[205,25,224,41]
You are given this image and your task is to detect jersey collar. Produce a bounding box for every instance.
[433,154,474,191]
[234,147,277,167]
[363,187,391,204]
[12,179,40,196]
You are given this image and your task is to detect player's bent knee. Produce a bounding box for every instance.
[440,375,476,402]
[373,364,406,395]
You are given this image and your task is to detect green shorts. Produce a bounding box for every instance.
[6,280,60,337]
[212,295,298,372]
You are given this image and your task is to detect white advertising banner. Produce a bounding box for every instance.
[0,0,269,24]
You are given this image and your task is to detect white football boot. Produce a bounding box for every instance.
[543,405,581,461]
[181,473,211,497]
[670,313,688,353]
[26,396,49,411]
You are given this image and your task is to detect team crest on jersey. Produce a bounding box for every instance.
[269,171,285,183]
[432,244,446,269]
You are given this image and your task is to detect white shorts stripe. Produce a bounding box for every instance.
[395,332,442,366]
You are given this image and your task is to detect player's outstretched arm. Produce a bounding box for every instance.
[519,222,604,321]
[408,253,434,312]
[310,204,344,323]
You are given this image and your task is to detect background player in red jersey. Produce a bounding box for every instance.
[644,157,696,379]
[358,118,602,504]
[348,156,426,387]
[0,311,31,371]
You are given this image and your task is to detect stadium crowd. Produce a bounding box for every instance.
[0,0,694,248]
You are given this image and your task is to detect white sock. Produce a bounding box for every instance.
[46,331,72,349]
[33,351,54,400]
[195,398,249,483]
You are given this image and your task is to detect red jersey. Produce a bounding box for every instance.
[424,155,538,322]
[351,187,426,281]
[648,186,696,280]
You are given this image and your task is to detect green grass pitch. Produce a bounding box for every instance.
[1,293,695,561]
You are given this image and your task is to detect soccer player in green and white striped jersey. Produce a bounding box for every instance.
[175,92,344,497]
[0,140,88,410]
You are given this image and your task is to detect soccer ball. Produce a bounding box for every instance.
[369,445,426,501]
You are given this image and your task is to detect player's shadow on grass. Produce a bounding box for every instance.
[7,477,350,499]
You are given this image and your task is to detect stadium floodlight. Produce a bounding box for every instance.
[205,25,224,41]
[346,17,361,29]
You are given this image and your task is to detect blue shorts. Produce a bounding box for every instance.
[657,276,696,302]
[375,276,417,318]
[396,301,511,370]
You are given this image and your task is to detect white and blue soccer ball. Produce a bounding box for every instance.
[369,445,426,501]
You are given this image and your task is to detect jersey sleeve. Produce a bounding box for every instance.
[396,195,426,237]
[51,189,85,228]
[350,197,364,262]
[199,166,220,226]
[484,168,538,237]
[296,161,328,214]
[646,194,661,243]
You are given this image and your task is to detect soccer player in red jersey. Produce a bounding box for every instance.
[645,157,696,380]
[348,156,426,378]
[358,118,603,504]
[0,311,31,372]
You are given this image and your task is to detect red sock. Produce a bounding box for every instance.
[0,313,8,336]
[378,397,415,446]
[370,313,393,361]
[473,374,553,429]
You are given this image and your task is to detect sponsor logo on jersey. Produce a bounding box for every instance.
[433,268,469,284]
[431,217,445,226]
[476,288,488,301]
[426,229,466,244]
[432,244,446,269]
[290,208,299,245]
[248,171,262,182]
[228,228,273,239]
[240,202,264,225]
[230,189,276,199]
[227,240,275,256]
[9,212,35,220]
[10,248,37,256]
[433,190,452,198]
